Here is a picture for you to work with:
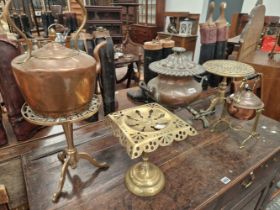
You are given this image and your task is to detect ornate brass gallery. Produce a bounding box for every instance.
[107,103,197,197]
[4,0,108,202]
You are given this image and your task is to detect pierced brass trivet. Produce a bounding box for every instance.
[22,95,109,202]
[107,103,197,196]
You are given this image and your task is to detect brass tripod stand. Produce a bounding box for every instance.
[21,96,109,202]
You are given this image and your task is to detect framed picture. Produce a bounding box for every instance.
[179,20,193,36]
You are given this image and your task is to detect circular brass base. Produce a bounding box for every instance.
[125,161,165,197]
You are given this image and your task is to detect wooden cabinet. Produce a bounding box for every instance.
[241,50,280,121]
[130,0,165,43]
[130,24,158,44]
[157,32,197,55]
[85,6,123,43]
[156,12,200,55]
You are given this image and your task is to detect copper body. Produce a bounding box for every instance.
[227,103,256,120]
[12,42,105,117]
[147,75,202,107]
[226,90,264,121]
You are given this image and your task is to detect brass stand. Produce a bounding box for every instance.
[229,109,263,148]
[211,107,264,148]
[108,103,198,197]
[125,153,165,197]
[21,96,109,202]
[203,76,228,113]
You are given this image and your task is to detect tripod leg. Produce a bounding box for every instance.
[77,152,109,168]
[52,157,70,202]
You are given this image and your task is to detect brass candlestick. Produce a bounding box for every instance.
[21,96,109,202]
[107,103,197,197]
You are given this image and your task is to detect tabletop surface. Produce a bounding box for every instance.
[22,93,280,210]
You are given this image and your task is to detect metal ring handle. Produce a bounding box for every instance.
[3,0,32,61]
[48,23,66,32]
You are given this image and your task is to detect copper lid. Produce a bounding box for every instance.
[149,47,205,76]
[32,42,78,59]
[159,39,175,48]
[231,90,264,110]
[12,42,95,71]
[144,40,162,50]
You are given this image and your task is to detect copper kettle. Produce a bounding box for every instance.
[227,78,264,120]
[4,0,106,117]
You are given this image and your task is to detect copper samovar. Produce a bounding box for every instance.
[141,47,205,107]
[4,0,106,118]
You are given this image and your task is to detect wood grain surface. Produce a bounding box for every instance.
[22,96,280,210]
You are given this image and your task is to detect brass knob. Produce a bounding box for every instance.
[241,171,255,189]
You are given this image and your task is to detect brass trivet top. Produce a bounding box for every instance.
[107,103,197,159]
[203,60,255,77]
[21,95,100,126]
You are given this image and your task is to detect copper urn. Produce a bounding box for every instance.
[142,47,205,107]
[4,0,106,117]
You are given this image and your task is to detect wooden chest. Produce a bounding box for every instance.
[130,24,159,44]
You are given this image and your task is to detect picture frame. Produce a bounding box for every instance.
[179,20,193,36]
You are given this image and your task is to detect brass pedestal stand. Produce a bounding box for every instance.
[107,103,198,197]
[125,153,165,197]
[21,96,109,202]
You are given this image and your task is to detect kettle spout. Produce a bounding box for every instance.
[93,41,107,74]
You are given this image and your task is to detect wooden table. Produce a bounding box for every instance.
[241,50,280,121]
[21,89,280,210]
[115,53,141,88]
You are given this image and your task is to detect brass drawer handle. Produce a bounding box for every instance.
[241,172,255,189]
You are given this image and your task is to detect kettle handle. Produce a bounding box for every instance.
[72,0,87,50]
[3,0,32,61]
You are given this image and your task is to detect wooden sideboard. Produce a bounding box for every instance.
[241,50,280,121]
[15,88,280,210]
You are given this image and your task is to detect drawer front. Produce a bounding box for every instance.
[210,152,280,210]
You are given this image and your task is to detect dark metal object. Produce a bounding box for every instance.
[30,0,40,36]
[127,40,163,102]
[41,12,55,38]
[94,29,116,116]
[186,106,215,128]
